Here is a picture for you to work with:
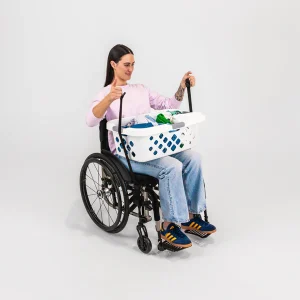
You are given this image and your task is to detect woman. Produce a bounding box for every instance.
[86,44,216,249]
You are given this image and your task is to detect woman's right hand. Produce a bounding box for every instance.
[108,78,123,101]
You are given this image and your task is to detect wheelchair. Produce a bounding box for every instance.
[79,80,212,254]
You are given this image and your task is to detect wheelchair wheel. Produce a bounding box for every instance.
[80,154,129,233]
[137,236,152,254]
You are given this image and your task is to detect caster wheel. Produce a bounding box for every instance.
[157,243,165,252]
[137,236,152,254]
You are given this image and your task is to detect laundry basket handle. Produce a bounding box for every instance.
[185,78,193,112]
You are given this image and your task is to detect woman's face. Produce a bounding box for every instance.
[111,54,135,82]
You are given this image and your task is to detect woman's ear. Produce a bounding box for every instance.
[110,61,116,70]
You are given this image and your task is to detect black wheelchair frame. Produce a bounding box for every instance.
[80,79,210,254]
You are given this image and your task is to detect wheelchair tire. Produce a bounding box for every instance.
[137,236,152,254]
[80,153,129,233]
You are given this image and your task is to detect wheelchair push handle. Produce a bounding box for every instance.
[185,78,191,88]
[118,92,138,183]
[185,78,193,113]
[118,92,126,135]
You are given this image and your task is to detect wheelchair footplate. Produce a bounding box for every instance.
[184,229,211,239]
[157,241,185,252]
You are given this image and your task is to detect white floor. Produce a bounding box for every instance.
[1,150,299,300]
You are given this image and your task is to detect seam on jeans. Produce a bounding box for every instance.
[183,177,191,212]
[166,175,175,220]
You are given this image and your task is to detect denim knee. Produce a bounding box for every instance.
[184,152,202,173]
[193,153,202,169]
[158,160,183,180]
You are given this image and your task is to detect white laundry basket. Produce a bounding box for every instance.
[106,109,205,162]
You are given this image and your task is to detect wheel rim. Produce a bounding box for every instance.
[80,157,124,231]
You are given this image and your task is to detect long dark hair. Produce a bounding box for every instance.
[104,44,134,87]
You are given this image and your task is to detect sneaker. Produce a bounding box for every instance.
[181,215,216,234]
[160,222,192,248]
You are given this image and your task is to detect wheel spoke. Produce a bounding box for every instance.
[100,199,104,222]
[96,202,103,222]
[92,162,103,181]
[107,195,110,226]
[86,173,101,188]
[87,166,99,191]
[102,200,114,224]
[97,163,100,190]
[87,166,98,191]
[86,184,97,194]
[91,195,99,207]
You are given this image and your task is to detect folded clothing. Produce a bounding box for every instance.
[123,114,158,128]
[123,118,137,128]
[145,115,158,125]
[130,123,153,128]
[156,113,172,124]
[154,110,184,124]
[122,110,184,128]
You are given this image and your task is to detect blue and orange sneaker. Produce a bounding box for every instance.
[181,215,216,234]
[160,222,192,249]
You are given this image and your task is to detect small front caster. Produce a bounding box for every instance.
[157,242,165,252]
[137,236,152,254]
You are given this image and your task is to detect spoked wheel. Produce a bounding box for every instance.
[80,154,129,233]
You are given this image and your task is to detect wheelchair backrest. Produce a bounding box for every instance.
[99,118,110,152]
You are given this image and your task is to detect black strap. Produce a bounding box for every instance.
[185,78,193,112]
[118,92,137,183]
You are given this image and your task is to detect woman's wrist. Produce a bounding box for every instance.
[175,84,185,101]
[104,93,117,105]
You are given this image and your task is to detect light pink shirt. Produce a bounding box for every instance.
[86,83,181,155]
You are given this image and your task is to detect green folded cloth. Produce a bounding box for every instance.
[156,113,172,124]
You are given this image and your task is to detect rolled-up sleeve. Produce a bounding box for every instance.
[144,85,181,110]
[86,90,107,127]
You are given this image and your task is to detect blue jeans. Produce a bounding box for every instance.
[115,149,206,223]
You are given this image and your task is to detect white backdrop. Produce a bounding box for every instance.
[1,0,300,299]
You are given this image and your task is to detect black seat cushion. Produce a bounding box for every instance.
[134,173,159,186]
[102,150,158,186]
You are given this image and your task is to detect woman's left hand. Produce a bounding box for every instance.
[180,71,195,89]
